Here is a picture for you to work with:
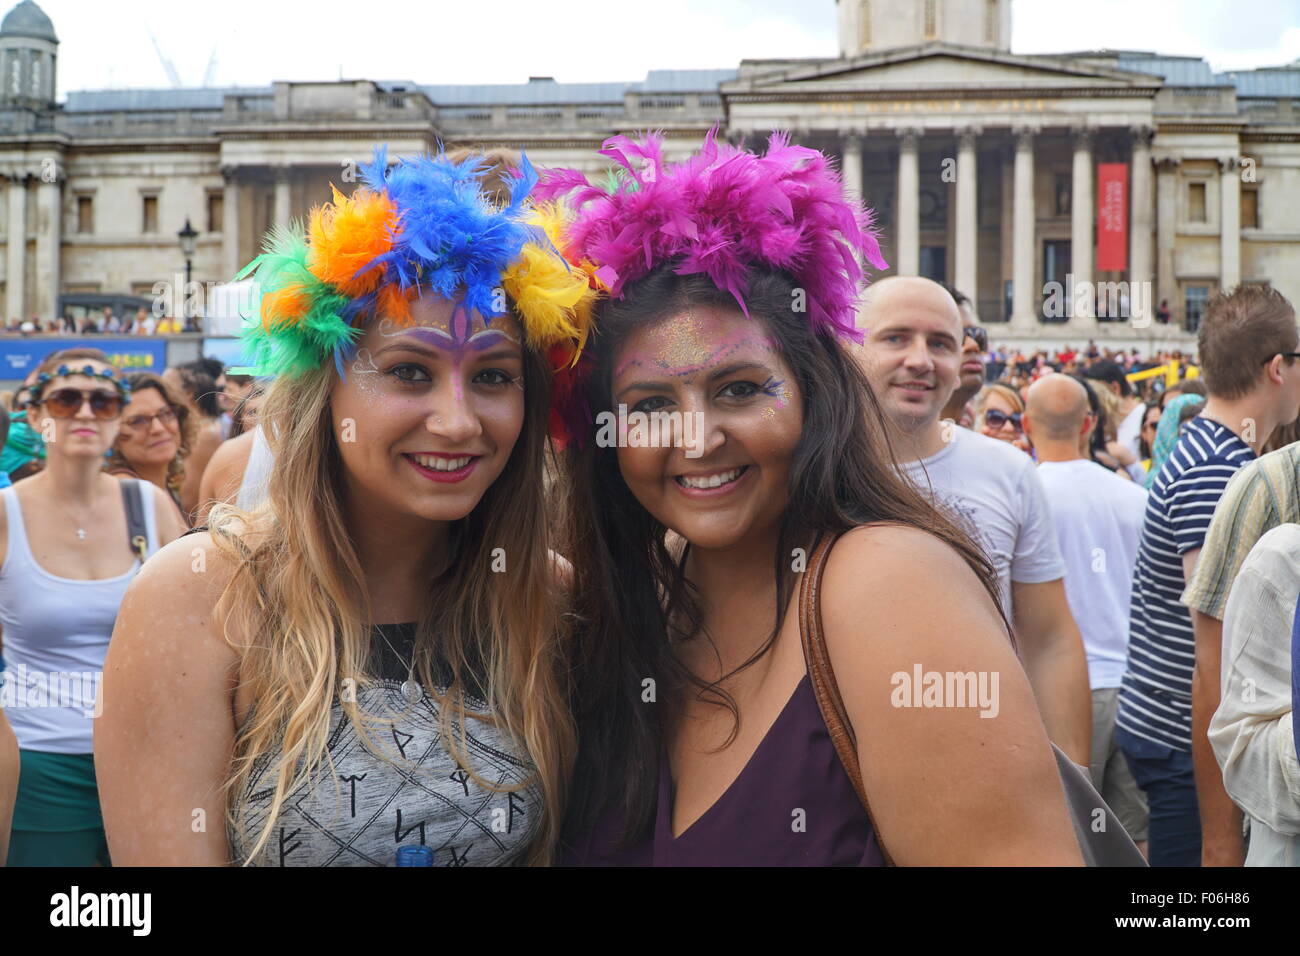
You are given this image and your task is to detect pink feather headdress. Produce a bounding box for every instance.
[536,126,888,341]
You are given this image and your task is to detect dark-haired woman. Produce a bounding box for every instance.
[163,361,224,518]
[544,133,1081,865]
[105,372,193,526]
[0,352,185,865]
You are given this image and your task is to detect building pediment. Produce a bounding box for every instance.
[724,44,1163,98]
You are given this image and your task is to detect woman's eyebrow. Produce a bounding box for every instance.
[707,362,773,381]
[614,378,672,401]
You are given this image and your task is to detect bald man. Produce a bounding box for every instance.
[1025,374,1150,853]
[857,277,1091,765]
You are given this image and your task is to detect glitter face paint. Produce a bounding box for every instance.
[613,309,779,387]
[609,306,804,554]
[328,293,526,525]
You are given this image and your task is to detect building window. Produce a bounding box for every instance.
[207,191,224,234]
[1242,187,1259,229]
[142,194,158,234]
[76,195,93,234]
[1188,182,1207,223]
[985,0,997,43]
[924,0,937,38]
[1185,285,1210,332]
[859,0,871,47]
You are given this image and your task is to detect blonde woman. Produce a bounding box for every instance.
[975,383,1030,453]
[95,147,592,866]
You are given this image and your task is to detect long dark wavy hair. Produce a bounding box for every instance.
[560,262,1008,845]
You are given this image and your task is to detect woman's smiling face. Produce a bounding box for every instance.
[330,293,526,524]
[609,305,803,552]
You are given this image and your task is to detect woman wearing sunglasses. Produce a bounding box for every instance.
[0,349,186,866]
[105,372,194,526]
[976,383,1030,454]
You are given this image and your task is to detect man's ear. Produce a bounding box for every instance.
[1081,412,1096,438]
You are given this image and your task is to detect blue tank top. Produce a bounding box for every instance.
[564,674,885,866]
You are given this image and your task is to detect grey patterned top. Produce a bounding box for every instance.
[227,623,542,867]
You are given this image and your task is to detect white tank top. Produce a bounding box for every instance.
[236,424,273,511]
[0,481,159,753]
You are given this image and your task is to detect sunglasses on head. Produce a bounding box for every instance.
[983,408,1023,431]
[38,387,124,420]
[963,326,988,350]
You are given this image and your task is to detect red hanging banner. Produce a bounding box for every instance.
[1096,162,1128,272]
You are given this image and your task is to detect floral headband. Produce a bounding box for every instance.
[231,145,596,381]
[535,126,888,342]
[32,363,132,402]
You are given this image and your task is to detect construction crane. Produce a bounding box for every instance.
[148,30,182,88]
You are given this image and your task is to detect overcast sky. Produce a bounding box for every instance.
[26,0,1300,96]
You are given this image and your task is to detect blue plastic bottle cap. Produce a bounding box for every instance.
[395,845,435,867]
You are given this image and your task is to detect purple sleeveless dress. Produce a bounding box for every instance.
[564,674,885,866]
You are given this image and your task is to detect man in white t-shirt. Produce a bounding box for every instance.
[854,276,1091,765]
[1024,373,1150,852]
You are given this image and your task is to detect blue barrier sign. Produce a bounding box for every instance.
[0,338,168,380]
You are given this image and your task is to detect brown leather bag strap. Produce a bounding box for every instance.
[798,530,896,866]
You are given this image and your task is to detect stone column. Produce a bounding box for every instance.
[840,131,863,200]
[954,126,980,301]
[1155,157,1179,317]
[273,165,291,229]
[1220,155,1241,291]
[1129,126,1155,324]
[34,167,61,322]
[895,127,920,276]
[1071,126,1096,323]
[6,173,26,324]
[1011,126,1037,330]
[222,165,242,281]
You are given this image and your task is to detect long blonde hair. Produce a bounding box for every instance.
[209,336,575,865]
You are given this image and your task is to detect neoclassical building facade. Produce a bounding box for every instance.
[0,0,1297,348]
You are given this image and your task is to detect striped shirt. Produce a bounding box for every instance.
[1117,416,1256,751]
[1183,441,1300,621]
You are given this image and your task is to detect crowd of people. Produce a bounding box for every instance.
[3,307,196,336]
[0,132,1295,869]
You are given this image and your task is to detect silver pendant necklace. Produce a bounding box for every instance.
[375,626,422,703]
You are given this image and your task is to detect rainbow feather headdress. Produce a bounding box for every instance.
[535,127,888,342]
[232,145,594,379]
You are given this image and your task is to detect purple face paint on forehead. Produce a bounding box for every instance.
[402,325,520,354]
[376,305,521,355]
[614,317,780,383]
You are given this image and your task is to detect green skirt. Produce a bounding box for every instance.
[6,749,111,867]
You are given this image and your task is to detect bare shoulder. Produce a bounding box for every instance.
[124,529,240,622]
[207,428,255,475]
[819,523,1006,652]
[143,480,187,543]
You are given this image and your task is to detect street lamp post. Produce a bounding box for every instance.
[177,217,199,331]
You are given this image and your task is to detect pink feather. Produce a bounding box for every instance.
[541,126,887,338]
